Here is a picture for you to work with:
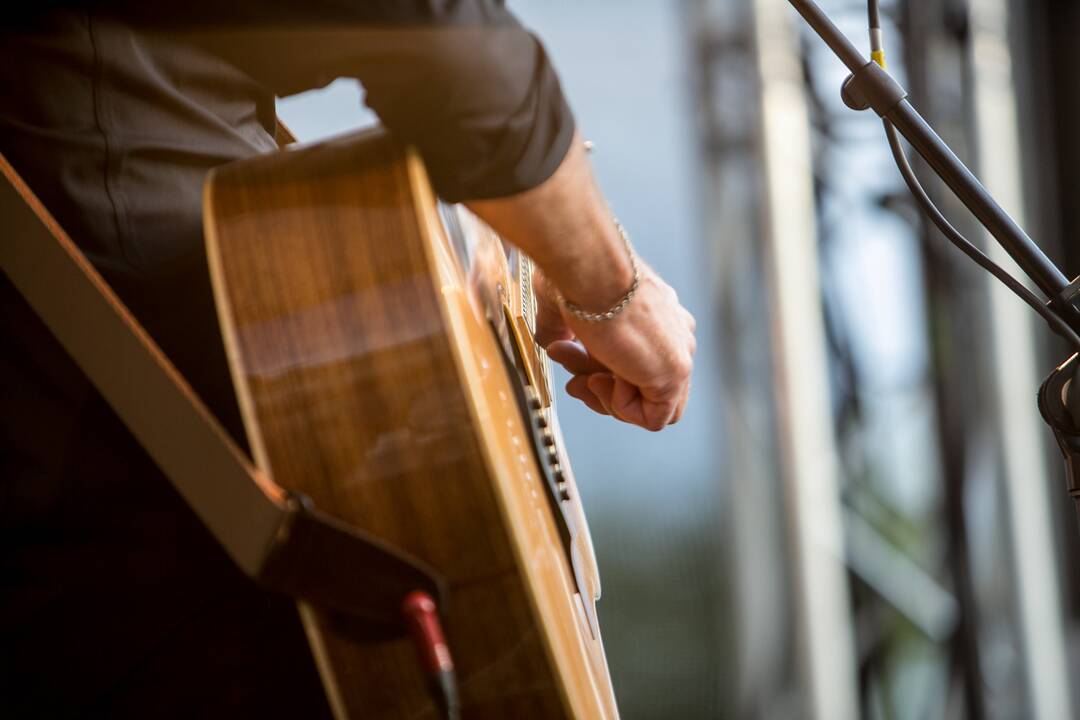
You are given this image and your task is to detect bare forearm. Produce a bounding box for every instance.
[465,133,635,311]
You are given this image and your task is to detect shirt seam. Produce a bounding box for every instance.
[87,12,136,269]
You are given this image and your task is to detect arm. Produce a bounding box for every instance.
[468,137,696,431]
[91,1,696,428]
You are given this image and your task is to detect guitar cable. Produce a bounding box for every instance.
[865,0,1080,352]
[402,591,461,720]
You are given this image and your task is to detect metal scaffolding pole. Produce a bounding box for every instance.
[693,0,859,715]
[966,0,1071,716]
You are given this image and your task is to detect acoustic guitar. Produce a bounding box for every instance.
[203,129,619,719]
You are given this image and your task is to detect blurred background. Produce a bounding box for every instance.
[279,0,1080,717]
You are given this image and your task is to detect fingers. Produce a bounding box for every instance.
[587,374,681,432]
[553,346,617,420]
[566,374,610,416]
[670,379,691,424]
[534,308,575,348]
[561,352,692,430]
[547,340,609,375]
[670,319,695,424]
[682,307,697,334]
[586,374,616,414]
[565,370,690,429]
[610,377,648,429]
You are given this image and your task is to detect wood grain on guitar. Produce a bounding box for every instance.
[204,130,618,719]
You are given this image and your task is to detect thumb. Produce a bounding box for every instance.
[533,272,575,348]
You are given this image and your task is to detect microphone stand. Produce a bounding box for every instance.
[786,0,1080,530]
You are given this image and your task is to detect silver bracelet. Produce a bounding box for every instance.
[557,219,640,323]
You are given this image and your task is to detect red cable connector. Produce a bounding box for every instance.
[402,590,460,720]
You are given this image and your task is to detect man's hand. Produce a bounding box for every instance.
[533,265,696,431]
[466,132,696,431]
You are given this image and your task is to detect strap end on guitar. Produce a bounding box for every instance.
[257,492,448,628]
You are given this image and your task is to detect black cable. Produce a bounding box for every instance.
[863,0,1080,351]
[882,119,1080,351]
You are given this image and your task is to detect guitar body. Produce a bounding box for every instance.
[203,130,618,719]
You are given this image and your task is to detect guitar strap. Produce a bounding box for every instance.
[0,151,444,626]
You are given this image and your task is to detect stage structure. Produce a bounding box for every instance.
[689,0,1076,717]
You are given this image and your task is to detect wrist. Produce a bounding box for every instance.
[542,217,638,315]
[463,131,638,313]
[553,219,640,322]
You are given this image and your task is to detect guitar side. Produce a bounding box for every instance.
[203,131,618,719]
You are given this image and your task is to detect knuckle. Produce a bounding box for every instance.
[675,355,693,381]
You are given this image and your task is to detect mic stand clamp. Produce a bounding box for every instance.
[840,58,907,116]
[1040,279,1080,527]
[1040,355,1080,528]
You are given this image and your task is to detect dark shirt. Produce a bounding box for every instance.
[0,4,573,716]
